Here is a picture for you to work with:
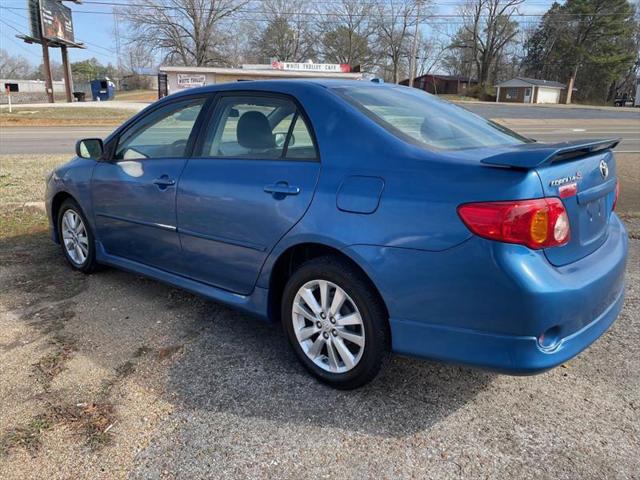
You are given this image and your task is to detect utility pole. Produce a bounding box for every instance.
[408,0,422,88]
[113,11,123,82]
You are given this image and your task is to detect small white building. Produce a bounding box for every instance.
[495,77,567,104]
[1,78,68,104]
[158,64,363,97]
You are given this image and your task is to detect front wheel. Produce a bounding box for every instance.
[281,256,389,389]
[57,198,97,273]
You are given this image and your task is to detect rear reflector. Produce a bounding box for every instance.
[458,198,570,249]
[613,180,620,211]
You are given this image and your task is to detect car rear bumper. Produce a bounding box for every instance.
[388,283,624,373]
[346,213,628,373]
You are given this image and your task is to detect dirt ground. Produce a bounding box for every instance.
[113,90,157,103]
[0,153,638,479]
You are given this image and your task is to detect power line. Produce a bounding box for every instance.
[0,4,634,18]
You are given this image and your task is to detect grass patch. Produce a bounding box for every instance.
[0,402,117,456]
[157,344,183,361]
[133,345,152,358]
[34,345,74,379]
[0,154,69,205]
[0,107,138,127]
[114,89,156,102]
[441,94,482,102]
[115,361,136,378]
[0,413,55,457]
[51,403,117,450]
[0,208,48,239]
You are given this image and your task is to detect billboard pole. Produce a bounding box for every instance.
[61,45,73,102]
[41,38,55,103]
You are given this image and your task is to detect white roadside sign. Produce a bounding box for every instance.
[177,74,206,89]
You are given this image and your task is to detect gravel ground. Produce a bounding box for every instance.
[0,153,638,479]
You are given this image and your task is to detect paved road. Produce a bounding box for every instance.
[461,102,640,120]
[510,124,640,153]
[1,104,639,154]
[0,126,117,155]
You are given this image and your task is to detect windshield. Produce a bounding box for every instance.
[334,85,530,150]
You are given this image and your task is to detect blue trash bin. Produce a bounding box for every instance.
[90,78,115,101]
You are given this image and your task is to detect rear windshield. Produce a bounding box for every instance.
[334,85,529,150]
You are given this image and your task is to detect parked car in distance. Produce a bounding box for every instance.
[46,80,628,389]
[613,93,634,107]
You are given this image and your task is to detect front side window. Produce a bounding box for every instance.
[334,85,528,150]
[200,95,317,160]
[115,97,205,160]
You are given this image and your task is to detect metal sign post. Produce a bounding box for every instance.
[61,45,73,102]
[5,85,12,113]
[41,37,55,103]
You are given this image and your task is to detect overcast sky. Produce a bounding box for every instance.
[0,0,557,67]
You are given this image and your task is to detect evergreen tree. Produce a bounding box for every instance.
[523,0,638,103]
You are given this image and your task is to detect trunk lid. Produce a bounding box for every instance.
[481,139,619,266]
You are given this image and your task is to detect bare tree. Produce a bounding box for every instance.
[252,0,316,63]
[319,0,377,70]
[374,0,419,83]
[449,0,523,90]
[121,0,247,66]
[0,49,33,79]
[414,33,447,77]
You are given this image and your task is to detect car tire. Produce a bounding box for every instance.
[281,255,389,389]
[57,198,97,273]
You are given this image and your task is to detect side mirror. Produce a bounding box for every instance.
[76,138,103,159]
[274,132,295,148]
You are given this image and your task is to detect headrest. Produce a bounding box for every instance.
[237,111,275,149]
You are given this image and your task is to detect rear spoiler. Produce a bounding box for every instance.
[480,138,620,169]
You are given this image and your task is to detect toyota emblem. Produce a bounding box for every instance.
[599,160,609,179]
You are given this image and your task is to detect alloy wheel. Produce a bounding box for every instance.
[292,280,365,373]
[61,209,89,266]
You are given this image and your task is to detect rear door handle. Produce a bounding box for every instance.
[153,175,176,189]
[264,182,300,196]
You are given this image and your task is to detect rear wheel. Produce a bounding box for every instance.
[282,256,388,389]
[57,199,97,273]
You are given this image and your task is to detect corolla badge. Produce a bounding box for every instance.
[599,160,609,179]
[549,172,582,187]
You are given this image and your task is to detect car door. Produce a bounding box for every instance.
[91,96,207,272]
[177,93,321,294]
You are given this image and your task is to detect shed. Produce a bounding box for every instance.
[495,77,567,104]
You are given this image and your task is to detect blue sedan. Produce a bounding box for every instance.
[46,80,628,389]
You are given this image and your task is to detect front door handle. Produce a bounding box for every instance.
[264,182,300,197]
[153,175,176,189]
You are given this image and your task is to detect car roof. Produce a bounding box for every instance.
[164,78,398,100]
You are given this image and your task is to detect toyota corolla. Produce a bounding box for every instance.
[46,80,628,389]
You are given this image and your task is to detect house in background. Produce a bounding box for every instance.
[495,77,568,104]
[400,74,478,95]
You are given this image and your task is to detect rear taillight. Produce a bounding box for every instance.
[457,198,570,249]
[613,180,619,211]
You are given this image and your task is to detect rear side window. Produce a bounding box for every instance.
[334,85,529,150]
[115,97,205,160]
[199,95,317,160]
